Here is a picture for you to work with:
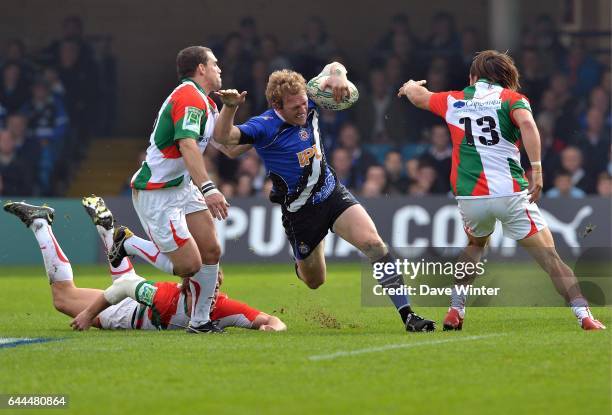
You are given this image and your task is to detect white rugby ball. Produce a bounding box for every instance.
[306,75,359,110]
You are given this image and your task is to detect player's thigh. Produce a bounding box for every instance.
[457,198,496,239]
[297,240,327,287]
[496,194,546,240]
[132,187,195,255]
[186,209,221,264]
[165,239,202,276]
[332,204,385,258]
[518,226,562,270]
[51,282,104,317]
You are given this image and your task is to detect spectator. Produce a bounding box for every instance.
[236,174,255,197]
[419,124,452,193]
[579,86,611,129]
[238,17,261,56]
[409,161,437,196]
[574,108,610,175]
[355,68,412,144]
[331,147,356,189]
[336,122,377,187]
[560,146,594,193]
[562,43,602,97]
[373,13,418,60]
[260,34,291,73]
[219,182,236,199]
[519,48,548,110]
[546,169,586,198]
[2,38,34,82]
[459,28,480,76]
[21,78,69,194]
[361,165,387,197]
[5,113,38,161]
[532,14,566,74]
[384,150,409,194]
[0,130,35,195]
[220,32,252,92]
[292,16,336,79]
[57,39,98,143]
[596,172,611,197]
[0,62,30,113]
[422,11,461,60]
[318,107,349,153]
[42,15,95,69]
[249,59,271,115]
[238,150,265,191]
[42,67,66,100]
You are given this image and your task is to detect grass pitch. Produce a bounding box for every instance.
[0,263,610,415]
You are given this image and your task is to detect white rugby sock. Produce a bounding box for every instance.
[570,297,591,322]
[450,285,467,318]
[124,234,173,274]
[189,263,219,326]
[94,224,134,280]
[30,219,73,283]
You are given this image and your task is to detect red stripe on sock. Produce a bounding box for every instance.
[190,279,201,309]
[48,227,69,263]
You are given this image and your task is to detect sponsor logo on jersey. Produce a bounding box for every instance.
[183,106,203,133]
[453,101,466,108]
[454,99,502,111]
[299,128,310,141]
[296,144,322,167]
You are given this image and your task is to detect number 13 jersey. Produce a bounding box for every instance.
[429,79,532,198]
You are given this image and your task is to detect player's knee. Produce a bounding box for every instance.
[359,235,386,260]
[175,258,202,277]
[52,298,69,314]
[304,278,324,290]
[201,243,221,264]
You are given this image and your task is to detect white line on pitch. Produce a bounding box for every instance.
[308,334,505,361]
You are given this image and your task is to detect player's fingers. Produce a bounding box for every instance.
[415,80,427,86]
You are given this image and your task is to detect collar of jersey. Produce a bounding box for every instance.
[273,109,287,122]
[180,78,208,95]
[476,78,501,87]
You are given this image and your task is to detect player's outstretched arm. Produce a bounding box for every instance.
[513,108,543,203]
[70,292,110,331]
[213,89,247,145]
[397,79,432,110]
[210,139,253,159]
[253,313,287,332]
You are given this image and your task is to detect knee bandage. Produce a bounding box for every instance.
[104,274,156,306]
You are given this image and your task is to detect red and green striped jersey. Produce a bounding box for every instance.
[131,79,218,190]
[429,79,532,198]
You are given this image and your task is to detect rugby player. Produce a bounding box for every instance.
[397,50,605,331]
[3,201,286,332]
[127,46,228,333]
[210,62,435,332]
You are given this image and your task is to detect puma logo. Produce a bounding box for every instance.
[541,206,593,254]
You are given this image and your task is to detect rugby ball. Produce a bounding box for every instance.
[306,75,359,110]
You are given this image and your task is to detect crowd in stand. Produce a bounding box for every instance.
[0,16,116,196]
[2,12,609,199]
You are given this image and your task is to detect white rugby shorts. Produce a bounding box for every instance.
[132,181,207,252]
[98,298,138,329]
[457,193,547,240]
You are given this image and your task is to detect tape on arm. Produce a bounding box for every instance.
[104,274,150,305]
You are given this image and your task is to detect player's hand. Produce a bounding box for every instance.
[205,191,230,220]
[528,167,543,203]
[215,89,247,107]
[320,75,350,103]
[397,80,427,98]
[70,310,94,331]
